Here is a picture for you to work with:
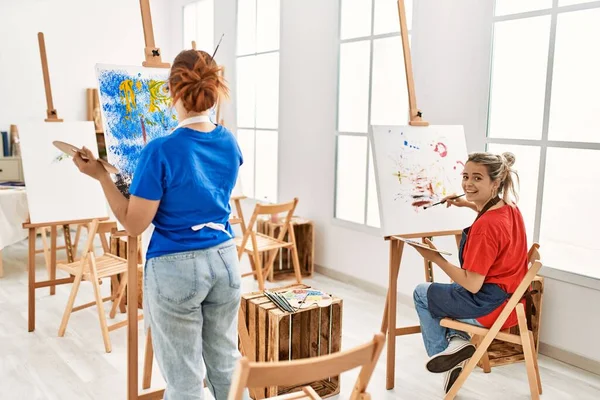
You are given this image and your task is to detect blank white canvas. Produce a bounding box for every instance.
[369,125,474,237]
[18,121,108,224]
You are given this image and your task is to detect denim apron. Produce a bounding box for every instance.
[426,197,510,320]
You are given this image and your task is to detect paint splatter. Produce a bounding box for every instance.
[97,66,178,197]
[453,160,465,170]
[434,142,448,157]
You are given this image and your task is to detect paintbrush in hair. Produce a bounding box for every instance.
[423,194,465,209]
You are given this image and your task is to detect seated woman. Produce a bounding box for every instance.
[408,152,527,393]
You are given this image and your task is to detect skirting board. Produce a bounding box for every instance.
[314,263,600,376]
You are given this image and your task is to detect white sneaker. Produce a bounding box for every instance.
[426,337,475,373]
[444,360,466,393]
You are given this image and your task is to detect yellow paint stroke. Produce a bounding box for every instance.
[148,80,171,113]
[393,171,409,183]
[119,79,137,114]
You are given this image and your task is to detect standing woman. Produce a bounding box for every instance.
[73,50,247,400]
[408,152,527,393]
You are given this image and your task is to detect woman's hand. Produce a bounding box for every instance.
[409,238,448,267]
[73,147,109,181]
[443,193,476,211]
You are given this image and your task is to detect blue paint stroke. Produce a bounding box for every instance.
[97,67,178,196]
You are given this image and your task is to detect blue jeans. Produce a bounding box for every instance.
[144,240,249,400]
[413,283,482,357]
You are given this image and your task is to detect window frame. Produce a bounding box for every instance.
[235,0,281,203]
[333,0,413,232]
[487,0,600,288]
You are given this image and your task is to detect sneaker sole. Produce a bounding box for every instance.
[444,365,463,393]
[427,344,476,373]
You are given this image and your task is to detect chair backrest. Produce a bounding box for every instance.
[228,333,385,400]
[238,198,299,253]
[483,244,543,337]
[77,219,100,269]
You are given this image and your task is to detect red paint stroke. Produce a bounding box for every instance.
[434,142,448,157]
[141,118,147,145]
[453,160,465,170]
[412,200,431,207]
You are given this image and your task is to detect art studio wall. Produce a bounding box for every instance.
[0,0,173,132]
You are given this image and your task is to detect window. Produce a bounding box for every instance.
[335,0,413,227]
[183,0,214,52]
[235,0,280,203]
[488,1,600,279]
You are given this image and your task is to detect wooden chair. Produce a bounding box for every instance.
[235,198,302,291]
[228,333,385,400]
[440,243,543,399]
[57,219,137,353]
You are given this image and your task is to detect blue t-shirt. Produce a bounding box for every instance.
[129,125,243,259]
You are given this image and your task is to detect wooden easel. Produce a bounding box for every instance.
[22,32,84,329]
[127,1,169,399]
[379,0,464,390]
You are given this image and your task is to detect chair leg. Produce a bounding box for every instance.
[90,267,112,353]
[529,331,543,395]
[109,272,128,319]
[261,249,279,282]
[143,328,154,389]
[471,335,492,373]
[287,226,303,284]
[253,249,265,291]
[58,269,84,337]
[517,304,540,400]
[73,224,82,257]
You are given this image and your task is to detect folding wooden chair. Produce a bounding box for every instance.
[235,198,302,291]
[228,333,385,400]
[440,243,543,399]
[57,219,139,353]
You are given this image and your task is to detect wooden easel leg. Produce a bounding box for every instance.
[517,304,540,400]
[386,240,403,390]
[40,227,51,276]
[380,242,402,334]
[143,327,154,389]
[73,224,82,257]
[28,228,36,332]
[50,226,57,295]
[127,237,139,400]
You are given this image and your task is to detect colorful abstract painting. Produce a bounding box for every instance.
[369,125,473,237]
[96,64,179,196]
[18,122,108,224]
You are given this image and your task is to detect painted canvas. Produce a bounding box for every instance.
[96,64,179,196]
[18,122,108,224]
[369,125,474,237]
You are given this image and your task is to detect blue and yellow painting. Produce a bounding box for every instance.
[96,65,179,197]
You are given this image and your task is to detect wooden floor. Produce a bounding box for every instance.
[1,235,600,399]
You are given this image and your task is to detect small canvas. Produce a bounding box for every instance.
[96,64,179,197]
[18,121,108,224]
[369,125,473,237]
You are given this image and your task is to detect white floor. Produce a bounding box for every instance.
[1,234,600,399]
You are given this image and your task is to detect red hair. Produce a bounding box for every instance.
[168,50,229,113]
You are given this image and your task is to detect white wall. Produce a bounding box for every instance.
[0,0,172,131]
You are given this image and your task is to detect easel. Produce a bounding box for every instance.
[379,1,463,390]
[126,1,169,399]
[22,32,94,332]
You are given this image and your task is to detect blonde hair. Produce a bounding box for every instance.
[467,152,520,206]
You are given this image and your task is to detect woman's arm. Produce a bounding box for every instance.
[409,239,486,294]
[74,148,159,236]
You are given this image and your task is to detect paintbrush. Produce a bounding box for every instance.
[423,194,465,209]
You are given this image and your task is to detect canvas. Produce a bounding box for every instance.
[96,64,179,196]
[18,121,108,224]
[369,125,474,237]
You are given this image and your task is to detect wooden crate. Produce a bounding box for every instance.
[110,235,143,309]
[256,217,314,282]
[240,284,342,399]
[481,276,544,368]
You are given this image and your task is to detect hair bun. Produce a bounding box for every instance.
[501,152,516,168]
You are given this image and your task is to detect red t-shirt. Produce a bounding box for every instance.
[461,205,528,329]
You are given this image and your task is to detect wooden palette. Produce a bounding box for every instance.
[53,140,119,174]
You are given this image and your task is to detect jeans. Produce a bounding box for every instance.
[144,240,250,400]
[413,282,483,357]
